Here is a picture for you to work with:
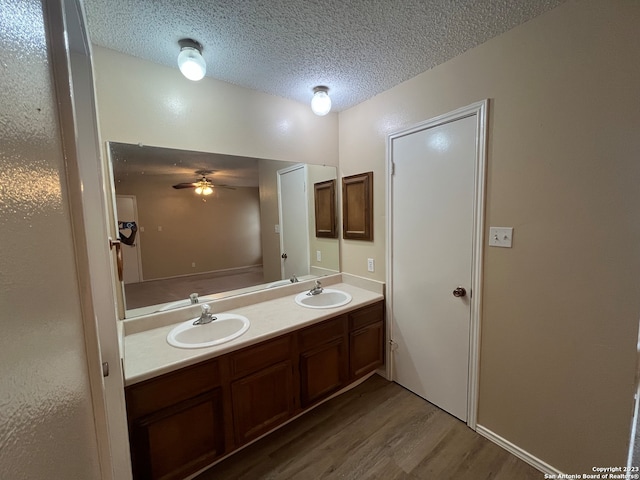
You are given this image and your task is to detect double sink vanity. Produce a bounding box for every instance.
[121,274,385,480]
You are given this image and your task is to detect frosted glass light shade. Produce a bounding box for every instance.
[311,88,331,116]
[178,46,206,81]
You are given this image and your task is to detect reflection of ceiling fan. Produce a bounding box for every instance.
[172,170,233,196]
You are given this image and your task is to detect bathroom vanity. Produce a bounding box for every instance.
[121,278,384,480]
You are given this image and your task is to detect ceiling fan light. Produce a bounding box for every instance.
[202,186,213,195]
[178,41,206,81]
[194,185,203,194]
[311,86,331,116]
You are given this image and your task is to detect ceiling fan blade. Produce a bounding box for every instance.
[172,183,196,189]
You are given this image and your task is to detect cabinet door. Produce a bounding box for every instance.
[350,321,384,379]
[300,337,347,408]
[231,360,294,445]
[130,390,224,480]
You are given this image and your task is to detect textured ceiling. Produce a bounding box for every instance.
[110,142,261,187]
[83,0,564,112]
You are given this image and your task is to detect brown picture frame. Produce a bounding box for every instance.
[342,171,373,241]
[313,179,337,238]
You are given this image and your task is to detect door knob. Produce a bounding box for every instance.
[281,253,288,259]
[452,286,466,298]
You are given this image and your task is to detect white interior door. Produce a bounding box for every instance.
[277,165,310,279]
[115,195,142,284]
[390,107,485,423]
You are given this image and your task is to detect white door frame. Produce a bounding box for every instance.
[47,1,132,478]
[277,164,310,279]
[385,100,488,429]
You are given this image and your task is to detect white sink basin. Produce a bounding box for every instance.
[167,313,250,349]
[295,289,352,309]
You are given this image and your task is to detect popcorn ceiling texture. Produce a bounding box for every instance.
[0,0,101,477]
[83,0,564,111]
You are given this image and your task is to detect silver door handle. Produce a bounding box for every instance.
[453,286,466,298]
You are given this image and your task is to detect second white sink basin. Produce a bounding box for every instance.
[295,289,352,309]
[167,313,250,349]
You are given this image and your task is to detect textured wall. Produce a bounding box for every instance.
[0,1,101,478]
[91,46,339,168]
[339,0,640,473]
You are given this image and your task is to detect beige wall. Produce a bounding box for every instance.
[92,46,339,167]
[0,0,101,478]
[117,178,262,280]
[339,0,640,472]
[307,164,340,274]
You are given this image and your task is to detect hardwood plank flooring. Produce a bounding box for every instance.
[195,375,542,480]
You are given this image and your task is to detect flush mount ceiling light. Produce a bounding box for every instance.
[311,86,331,116]
[177,39,206,81]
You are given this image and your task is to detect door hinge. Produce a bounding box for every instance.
[391,162,396,175]
[102,361,109,377]
[389,339,399,351]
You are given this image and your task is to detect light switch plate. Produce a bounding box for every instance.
[367,258,375,272]
[489,227,513,248]
[316,250,322,262]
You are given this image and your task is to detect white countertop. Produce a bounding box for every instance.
[124,280,383,386]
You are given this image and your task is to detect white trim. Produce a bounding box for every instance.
[476,425,563,476]
[385,100,488,430]
[47,1,132,478]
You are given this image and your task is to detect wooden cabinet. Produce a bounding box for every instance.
[125,300,384,480]
[126,360,224,480]
[298,316,348,408]
[229,336,294,445]
[349,301,385,379]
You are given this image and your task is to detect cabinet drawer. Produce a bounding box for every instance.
[229,335,292,380]
[299,315,346,351]
[349,301,384,331]
[126,359,220,419]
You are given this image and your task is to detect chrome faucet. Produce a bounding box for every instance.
[307,280,323,296]
[193,304,216,325]
[189,293,199,304]
[290,274,299,283]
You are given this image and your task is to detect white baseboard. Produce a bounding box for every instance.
[476,424,563,476]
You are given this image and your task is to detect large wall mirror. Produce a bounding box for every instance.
[109,142,339,318]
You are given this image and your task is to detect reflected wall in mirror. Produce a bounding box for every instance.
[109,142,339,317]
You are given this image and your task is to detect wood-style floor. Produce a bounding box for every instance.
[195,374,542,480]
